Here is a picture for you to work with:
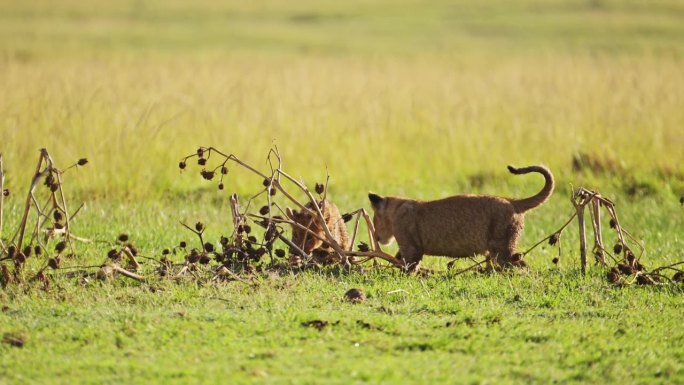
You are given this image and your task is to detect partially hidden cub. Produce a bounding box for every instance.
[368,165,554,270]
[286,200,351,261]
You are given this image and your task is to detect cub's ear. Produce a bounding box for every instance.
[368,192,385,209]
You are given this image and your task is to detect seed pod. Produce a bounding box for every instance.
[259,205,270,215]
[680,196,684,205]
[179,241,187,248]
[275,249,286,258]
[315,183,325,195]
[270,188,277,196]
[609,219,617,229]
[636,274,655,285]
[22,246,32,258]
[199,254,211,265]
[55,241,67,254]
[552,257,559,264]
[204,242,214,252]
[45,174,54,187]
[344,288,366,302]
[220,236,229,246]
[613,243,622,255]
[179,161,187,170]
[162,249,170,255]
[77,158,88,166]
[118,234,129,243]
[53,210,63,222]
[197,148,205,158]
[7,245,16,258]
[218,183,224,190]
[48,257,60,269]
[617,264,634,275]
[237,225,244,234]
[14,252,26,264]
[243,225,251,234]
[262,178,272,187]
[673,271,684,282]
[54,223,64,230]
[357,242,370,252]
[247,235,257,243]
[342,213,353,223]
[34,245,42,256]
[221,166,228,175]
[187,250,200,263]
[548,233,560,246]
[50,183,59,192]
[625,250,635,263]
[607,270,620,284]
[197,158,207,166]
[2,188,9,197]
[200,170,214,180]
[107,249,119,259]
[195,222,205,232]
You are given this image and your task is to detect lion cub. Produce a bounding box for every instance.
[286,200,351,259]
[368,165,554,270]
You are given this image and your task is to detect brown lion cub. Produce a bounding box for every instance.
[286,200,351,258]
[368,165,554,270]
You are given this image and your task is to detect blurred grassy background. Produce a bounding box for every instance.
[1,0,683,201]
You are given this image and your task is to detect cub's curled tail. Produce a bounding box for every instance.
[507,165,555,213]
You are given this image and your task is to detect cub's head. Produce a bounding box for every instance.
[286,207,324,254]
[368,192,394,245]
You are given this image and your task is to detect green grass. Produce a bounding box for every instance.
[1,0,684,383]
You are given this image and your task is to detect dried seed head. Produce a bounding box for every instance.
[200,170,214,180]
[53,210,63,222]
[243,225,251,234]
[609,219,617,229]
[48,257,60,269]
[204,242,214,252]
[77,158,88,166]
[673,271,684,282]
[247,235,257,243]
[270,188,277,196]
[220,236,229,246]
[2,189,8,197]
[45,174,54,187]
[54,223,64,230]
[617,264,635,275]
[259,205,270,215]
[197,148,205,158]
[199,254,211,265]
[22,246,32,258]
[34,245,42,256]
[342,213,353,223]
[55,241,67,254]
[552,257,559,264]
[14,252,26,264]
[549,233,560,246]
[357,242,370,252]
[262,178,272,187]
[344,288,366,303]
[187,249,200,263]
[179,241,187,248]
[636,274,654,285]
[179,161,187,170]
[680,196,684,205]
[50,183,59,192]
[275,249,286,258]
[195,222,205,232]
[607,270,620,284]
[162,249,170,255]
[315,183,325,195]
[218,183,224,190]
[625,250,635,263]
[107,249,119,259]
[197,158,207,166]
[221,166,228,175]
[613,243,623,255]
[7,245,16,258]
[118,234,129,243]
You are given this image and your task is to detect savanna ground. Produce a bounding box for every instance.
[1,0,684,383]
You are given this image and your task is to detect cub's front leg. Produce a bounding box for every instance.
[396,246,423,272]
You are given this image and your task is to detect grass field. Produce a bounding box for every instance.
[1,0,684,384]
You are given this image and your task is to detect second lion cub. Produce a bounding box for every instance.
[368,165,554,270]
